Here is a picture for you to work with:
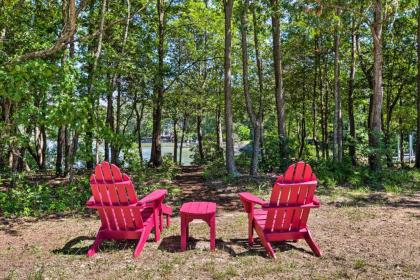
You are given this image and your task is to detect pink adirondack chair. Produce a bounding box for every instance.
[239,161,322,258]
[86,161,172,257]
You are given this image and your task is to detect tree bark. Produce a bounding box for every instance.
[134,101,145,164]
[312,36,320,160]
[85,0,107,169]
[333,8,343,162]
[416,1,420,168]
[252,7,265,162]
[196,114,204,162]
[179,114,188,164]
[271,0,287,162]
[223,0,237,175]
[150,0,165,167]
[106,0,130,164]
[173,118,178,163]
[241,0,262,176]
[56,125,66,175]
[369,0,384,171]
[348,18,357,166]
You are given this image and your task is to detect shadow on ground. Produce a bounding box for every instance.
[158,235,315,258]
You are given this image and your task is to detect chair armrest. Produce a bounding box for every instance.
[313,195,320,206]
[239,192,267,205]
[139,189,168,206]
[162,204,172,216]
[239,192,267,213]
[86,196,95,207]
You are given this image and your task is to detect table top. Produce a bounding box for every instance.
[180,201,216,215]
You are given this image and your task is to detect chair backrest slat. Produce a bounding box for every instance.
[90,162,144,231]
[264,161,317,232]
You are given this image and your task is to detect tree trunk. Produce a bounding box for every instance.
[416,1,420,168]
[223,0,237,175]
[312,36,320,160]
[179,114,188,164]
[252,4,264,171]
[134,101,145,164]
[271,0,287,163]
[241,0,261,176]
[105,88,113,162]
[173,118,178,163]
[85,0,107,169]
[107,0,130,164]
[299,81,306,159]
[348,18,357,166]
[55,125,66,175]
[150,0,165,167]
[111,83,121,164]
[196,114,204,162]
[333,8,343,162]
[216,103,223,152]
[323,54,330,160]
[369,0,384,171]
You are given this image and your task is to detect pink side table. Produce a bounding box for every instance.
[180,201,216,251]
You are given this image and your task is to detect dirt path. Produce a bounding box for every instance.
[172,166,241,212]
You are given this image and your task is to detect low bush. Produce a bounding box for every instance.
[0,178,90,217]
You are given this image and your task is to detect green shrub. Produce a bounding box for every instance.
[0,179,90,217]
[203,157,227,180]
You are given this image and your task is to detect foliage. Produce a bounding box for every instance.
[0,179,91,217]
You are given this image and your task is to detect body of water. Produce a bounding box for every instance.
[140,143,195,165]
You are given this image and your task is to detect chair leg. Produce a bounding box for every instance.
[134,227,152,258]
[304,229,322,257]
[261,238,276,259]
[254,227,276,259]
[159,210,164,232]
[87,231,103,257]
[248,218,254,246]
[153,208,160,242]
[166,214,170,228]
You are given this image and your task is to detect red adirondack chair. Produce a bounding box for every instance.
[239,161,322,258]
[86,161,172,257]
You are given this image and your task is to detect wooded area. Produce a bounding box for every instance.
[1,0,420,176]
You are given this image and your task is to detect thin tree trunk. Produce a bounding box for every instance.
[223,0,237,175]
[107,0,130,163]
[323,54,330,160]
[134,101,145,164]
[85,0,107,169]
[416,0,420,168]
[271,0,287,162]
[312,36,320,160]
[56,125,66,175]
[150,0,165,167]
[369,0,384,171]
[179,114,188,164]
[196,114,204,162]
[348,18,357,166]
[173,118,178,163]
[111,84,121,164]
[241,0,261,176]
[216,103,223,152]
[298,80,306,159]
[399,98,405,167]
[252,4,264,170]
[333,8,343,162]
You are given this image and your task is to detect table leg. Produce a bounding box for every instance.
[210,215,216,251]
[181,216,187,251]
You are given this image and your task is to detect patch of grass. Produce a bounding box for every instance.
[212,265,239,280]
[354,259,367,270]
